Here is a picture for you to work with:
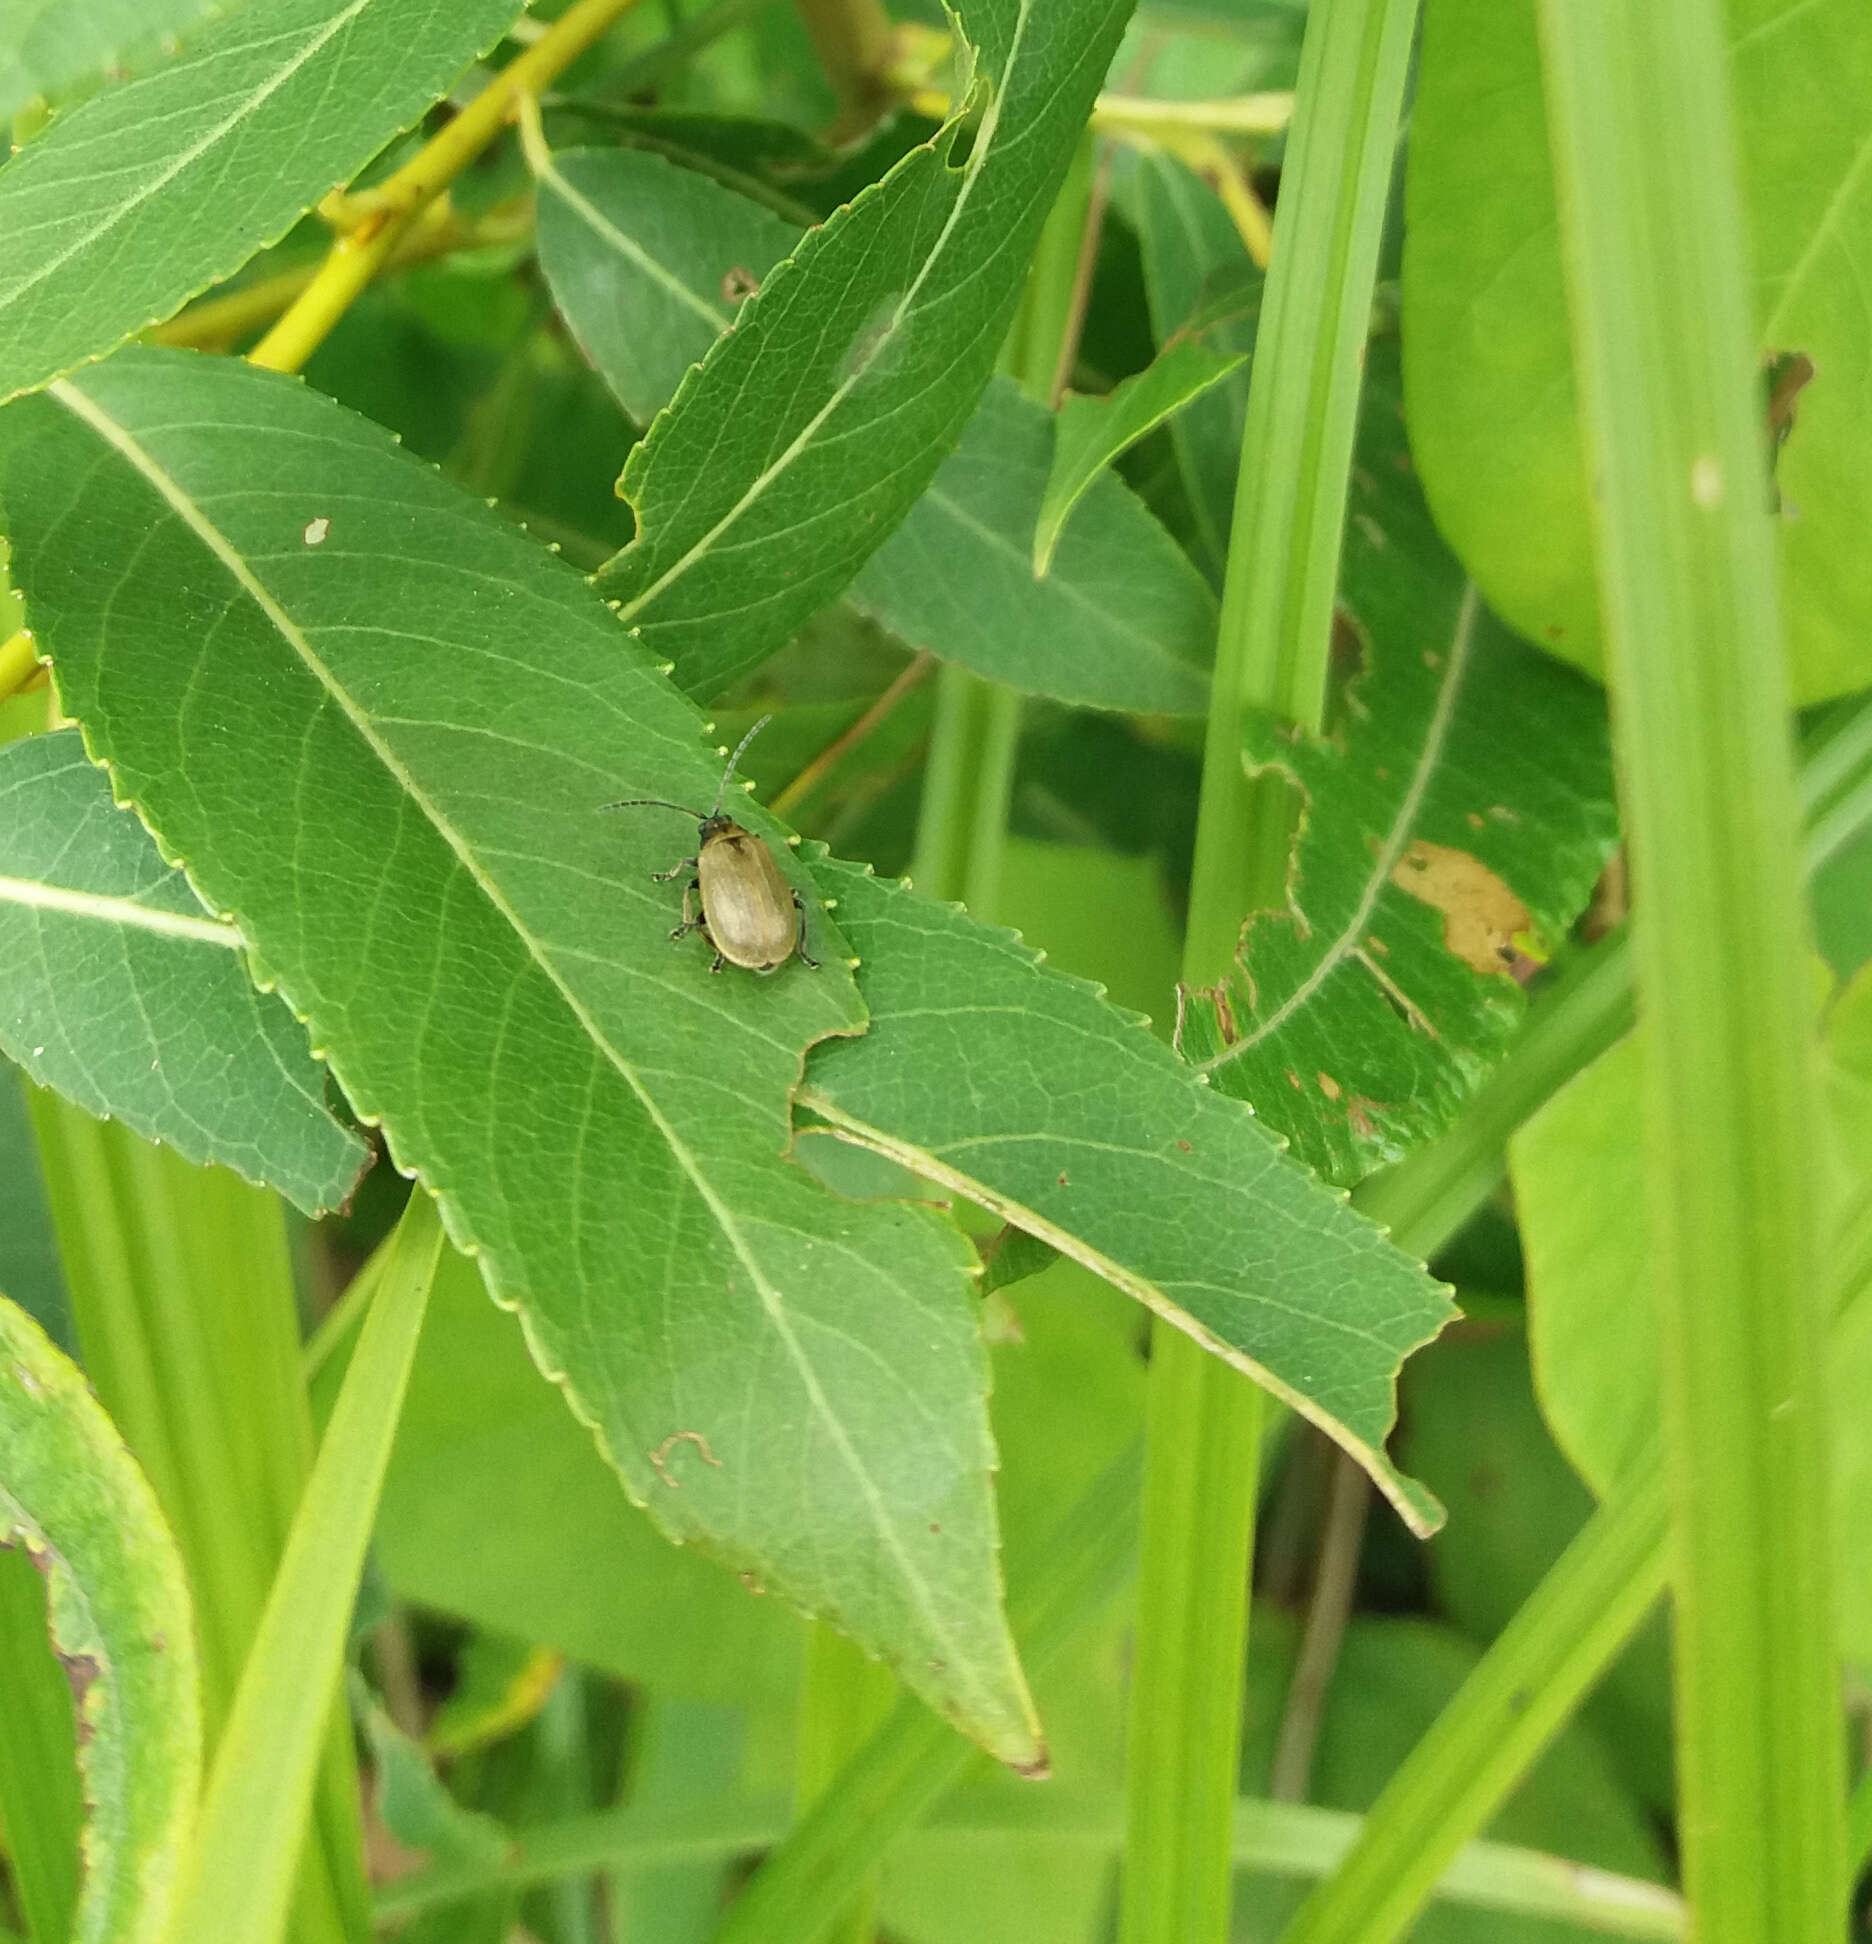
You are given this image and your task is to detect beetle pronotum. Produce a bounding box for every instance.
[603,716,819,975]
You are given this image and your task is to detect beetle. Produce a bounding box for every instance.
[603,715,818,975]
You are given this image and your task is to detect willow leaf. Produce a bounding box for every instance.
[0,0,521,404]
[1404,0,1872,706]
[535,141,1212,715]
[800,859,1453,1536]
[0,730,369,1215]
[595,0,1136,696]
[0,346,1040,1767]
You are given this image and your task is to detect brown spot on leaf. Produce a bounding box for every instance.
[1177,1139,1192,1153]
[721,265,761,304]
[1392,840,1532,975]
[1317,1072,1342,1101]
[1056,1171,1070,1188]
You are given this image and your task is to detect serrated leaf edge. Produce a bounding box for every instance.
[40,371,1041,1764]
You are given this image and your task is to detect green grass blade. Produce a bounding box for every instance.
[1537,0,1845,1931]
[163,1187,444,1944]
[0,1546,82,1944]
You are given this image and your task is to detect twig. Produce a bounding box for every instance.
[250,0,646,375]
[771,653,936,818]
[1270,1448,1371,1802]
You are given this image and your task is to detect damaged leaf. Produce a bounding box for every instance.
[1183,344,1621,1184]
[0,1291,201,1944]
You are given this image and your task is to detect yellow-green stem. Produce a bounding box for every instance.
[250,0,643,374]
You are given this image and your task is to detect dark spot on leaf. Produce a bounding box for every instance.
[1177,1139,1192,1152]
[721,265,761,304]
[1056,1171,1069,1188]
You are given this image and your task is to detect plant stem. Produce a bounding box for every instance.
[249,0,644,374]
[0,628,40,701]
[793,0,896,133]
[1121,4,1417,1938]
[1539,2,1844,1933]
[151,200,532,353]
[0,1546,81,1944]
[907,131,1098,914]
[1268,1450,1369,1802]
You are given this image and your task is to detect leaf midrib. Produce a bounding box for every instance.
[0,871,242,946]
[47,372,974,1682]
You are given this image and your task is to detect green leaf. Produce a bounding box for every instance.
[0,346,1040,1767]
[1117,149,1261,581]
[1403,0,1872,707]
[353,1674,511,1869]
[0,730,369,1215]
[0,0,522,406]
[848,380,1214,716]
[1033,337,1246,576]
[596,0,1137,696]
[0,0,221,121]
[1513,962,1872,1664]
[1179,350,1619,1185]
[0,1291,201,1944]
[798,858,1453,1536]
[533,144,1213,715]
[534,145,800,426]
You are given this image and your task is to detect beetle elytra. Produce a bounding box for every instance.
[603,716,818,975]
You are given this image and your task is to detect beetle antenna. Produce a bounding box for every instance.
[600,796,706,817]
[711,713,773,814]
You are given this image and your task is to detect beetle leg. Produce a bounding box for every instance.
[670,881,707,942]
[650,855,698,884]
[793,890,821,969]
[709,950,727,973]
